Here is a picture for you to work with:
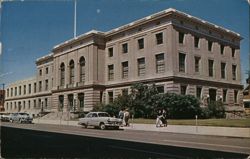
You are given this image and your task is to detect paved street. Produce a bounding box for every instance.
[1,122,250,157]
[32,118,250,138]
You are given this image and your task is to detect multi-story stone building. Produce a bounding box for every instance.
[4,8,243,116]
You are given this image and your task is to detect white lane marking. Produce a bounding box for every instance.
[163,139,250,150]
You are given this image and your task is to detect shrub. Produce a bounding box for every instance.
[208,101,225,118]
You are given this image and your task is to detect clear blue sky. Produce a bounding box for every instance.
[0,0,249,86]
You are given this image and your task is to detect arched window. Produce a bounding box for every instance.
[60,63,65,86]
[69,60,75,84]
[79,57,85,83]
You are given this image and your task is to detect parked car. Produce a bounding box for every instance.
[78,112,122,130]
[10,113,33,123]
[0,113,12,122]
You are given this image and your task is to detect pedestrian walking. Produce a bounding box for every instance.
[156,109,162,127]
[161,109,167,127]
[124,108,130,126]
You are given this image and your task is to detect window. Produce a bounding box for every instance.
[39,69,42,76]
[208,60,214,77]
[28,84,31,94]
[223,89,227,102]
[137,58,146,76]
[156,85,164,94]
[194,56,201,73]
[28,100,30,109]
[34,100,36,108]
[23,101,25,109]
[34,83,37,93]
[234,90,238,103]
[46,67,49,74]
[108,64,114,81]
[19,86,21,95]
[155,53,165,73]
[45,79,49,91]
[221,63,226,79]
[232,48,235,57]
[45,98,48,109]
[79,57,86,83]
[15,87,17,96]
[11,88,13,97]
[208,41,213,51]
[108,91,113,103]
[138,38,144,49]
[60,63,65,86]
[155,32,163,45]
[122,43,128,53]
[179,53,186,72]
[23,85,26,95]
[108,47,113,57]
[194,36,199,48]
[180,85,187,95]
[122,89,129,96]
[39,81,42,92]
[69,60,75,84]
[179,32,185,44]
[220,44,224,54]
[232,65,237,80]
[7,89,9,97]
[122,61,128,79]
[196,87,202,99]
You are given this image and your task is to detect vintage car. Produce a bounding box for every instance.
[78,112,122,130]
[0,113,12,122]
[10,113,33,123]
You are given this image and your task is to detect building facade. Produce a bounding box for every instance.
[4,8,243,116]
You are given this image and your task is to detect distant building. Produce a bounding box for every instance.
[4,8,243,117]
[0,89,5,111]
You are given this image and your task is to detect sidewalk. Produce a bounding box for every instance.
[33,119,250,138]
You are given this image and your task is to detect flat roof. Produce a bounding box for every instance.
[52,8,242,51]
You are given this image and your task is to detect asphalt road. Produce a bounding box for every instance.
[1,122,250,158]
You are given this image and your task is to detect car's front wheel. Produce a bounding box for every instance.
[83,123,88,128]
[99,123,106,130]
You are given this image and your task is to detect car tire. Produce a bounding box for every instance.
[114,126,119,130]
[83,124,88,128]
[99,123,106,130]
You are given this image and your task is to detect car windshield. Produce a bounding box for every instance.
[98,113,110,117]
[19,113,29,116]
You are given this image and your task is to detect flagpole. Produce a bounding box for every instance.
[74,0,77,38]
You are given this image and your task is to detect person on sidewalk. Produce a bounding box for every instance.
[156,109,163,127]
[118,108,125,126]
[161,109,167,127]
[124,108,130,126]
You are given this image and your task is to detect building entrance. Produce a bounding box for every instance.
[58,95,64,111]
[209,89,217,103]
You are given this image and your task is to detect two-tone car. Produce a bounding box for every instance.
[78,112,122,130]
[10,113,33,123]
[0,113,12,122]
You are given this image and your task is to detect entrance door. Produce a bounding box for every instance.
[209,89,217,103]
[18,102,21,112]
[59,95,64,111]
[78,93,84,112]
[68,94,74,111]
